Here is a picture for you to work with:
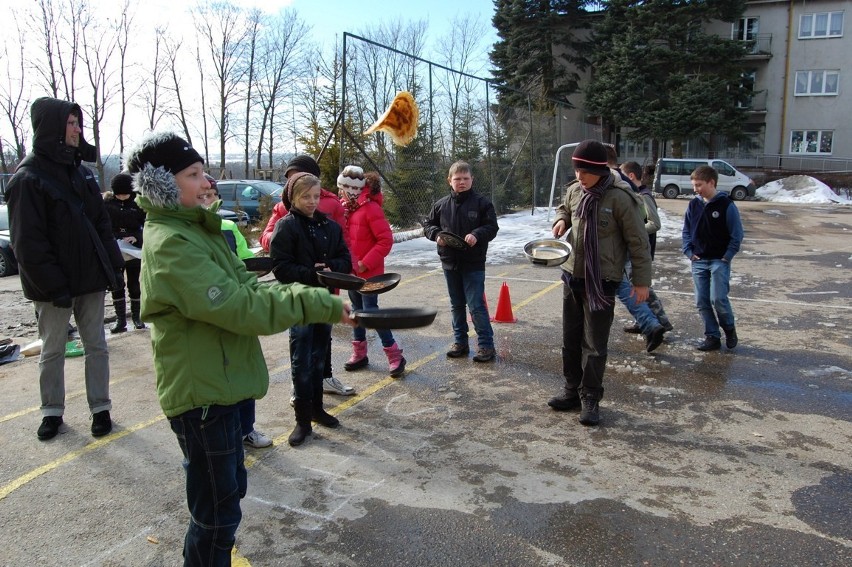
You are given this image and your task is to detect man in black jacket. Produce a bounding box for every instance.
[6,97,124,440]
[423,161,499,362]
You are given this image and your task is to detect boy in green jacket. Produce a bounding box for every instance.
[126,131,353,566]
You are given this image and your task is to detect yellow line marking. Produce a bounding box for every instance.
[0,414,165,501]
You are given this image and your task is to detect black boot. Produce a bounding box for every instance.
[110,299,127,334]
[288,400,313,447]
[130,299,146,329]
[312,394,340,428]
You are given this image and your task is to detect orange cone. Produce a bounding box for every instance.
[491,282,516,323]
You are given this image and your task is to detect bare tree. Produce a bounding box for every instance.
[80,5,119,185]
[194,1,250,170]
[142,29,168,131]
[32,0,62,98]
[239,8,263,177]
[0,17,31,168]
[115,1,135,159]
[434,14,488,158]
[255,9,310,170]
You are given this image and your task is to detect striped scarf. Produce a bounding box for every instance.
[577,173,613,311]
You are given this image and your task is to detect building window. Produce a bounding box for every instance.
[794,70,840,95]
[790,130,833,154]
[799,11,844,38]
[738,70,757,108]
[734,17,762,53]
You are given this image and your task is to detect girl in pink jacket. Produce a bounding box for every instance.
[338,166,405,377]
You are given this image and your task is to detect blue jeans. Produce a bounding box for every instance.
[169,408,246,567]
[617,274,660,335]
[238,399,255,437]
[289,323,332,401]
[691,259,735,338]
[349,290,395,346]
[443,269,493,349]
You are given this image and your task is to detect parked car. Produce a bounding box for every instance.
[217,207,249,227]
[0,204,19,277]
[215,179,284,222]
[652,158,756,201]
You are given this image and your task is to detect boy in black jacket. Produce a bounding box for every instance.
[423,161,499,362]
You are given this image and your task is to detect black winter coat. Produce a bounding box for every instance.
[6,97,123,302]
[104,193,146,247]
[423,189,499,271]
[269,208,351,288]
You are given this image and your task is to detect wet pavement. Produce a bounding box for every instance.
[0,199,850,566]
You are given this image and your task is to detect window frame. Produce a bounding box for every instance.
[789,130,834,155]
[798,11,844,39]
[794,70,840,96]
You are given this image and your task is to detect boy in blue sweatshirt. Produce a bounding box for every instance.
[681,165,744,351]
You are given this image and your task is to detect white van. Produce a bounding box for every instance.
[652,158,756,200]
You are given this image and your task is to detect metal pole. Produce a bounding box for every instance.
[341,33,348,173]
[546,142,580,222]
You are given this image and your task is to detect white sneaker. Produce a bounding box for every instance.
[243,430,273,448]
[323,376,356,396]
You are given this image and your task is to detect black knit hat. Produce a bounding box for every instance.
[110,172,134,195]
[284,154,321,178]
[125,132,203,175]
[572,140,610,176]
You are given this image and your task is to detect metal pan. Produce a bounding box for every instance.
[242,257,273,276]
[438,231,468,249]
[316,271,366,290]
[351,307,437,329]
[358,273,402,295]
[523,238,572,267]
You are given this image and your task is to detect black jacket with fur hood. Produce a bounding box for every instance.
[6,97,123,302]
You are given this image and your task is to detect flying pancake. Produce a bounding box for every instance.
[363,91,419,147]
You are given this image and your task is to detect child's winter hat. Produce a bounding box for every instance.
[285,154,321,178]
[571,140,610,176]
[110,172,134,195]
[124,132,204,209]
[337,165,365,199]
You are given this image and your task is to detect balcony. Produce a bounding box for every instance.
[740,34,772,59]
[737,89,768,113]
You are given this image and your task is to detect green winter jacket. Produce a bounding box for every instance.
[137,195,343,418]
[553,171,652,286]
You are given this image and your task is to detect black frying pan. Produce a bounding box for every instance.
[316,271,366,290]
[351,307,437,329]
[242,257,273,276]
[438,231,468,249]
[358,273,402,295]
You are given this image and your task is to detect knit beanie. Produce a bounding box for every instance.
[110,172,134,195]
[572,140,610,176]
[337,165,365,199]
[124,132,203,209]
[125,132,203,175]
[285,154,321,178]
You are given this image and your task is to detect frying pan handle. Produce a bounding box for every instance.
[532,258,549,265]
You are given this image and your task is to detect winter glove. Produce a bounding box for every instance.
[53,294,73,309]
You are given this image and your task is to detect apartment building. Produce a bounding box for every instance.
[703,0,849,166]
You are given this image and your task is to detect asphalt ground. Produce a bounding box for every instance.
[0,199,850,566]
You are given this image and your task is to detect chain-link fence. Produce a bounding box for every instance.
[337,33,602,231]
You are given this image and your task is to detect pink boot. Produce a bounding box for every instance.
[344,340,369,371]
[383,342,406,378]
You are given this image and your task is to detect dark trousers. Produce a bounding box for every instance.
[111,258,142,301]
[562,282,615,401]
[169,408,246,567]
[289,323,332,402]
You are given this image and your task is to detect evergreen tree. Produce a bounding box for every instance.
[586,0,750,156]
[490,0,593,108]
